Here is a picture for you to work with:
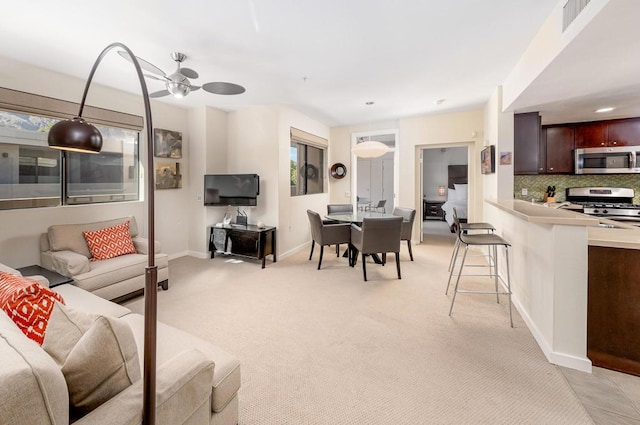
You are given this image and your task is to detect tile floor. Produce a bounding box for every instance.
[560,366,640,424]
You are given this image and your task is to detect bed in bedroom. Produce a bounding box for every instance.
[440,165,468,232]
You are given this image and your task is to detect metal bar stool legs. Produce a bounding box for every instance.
[448,235,513,327]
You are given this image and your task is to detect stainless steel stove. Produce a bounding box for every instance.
[566,187,640,222]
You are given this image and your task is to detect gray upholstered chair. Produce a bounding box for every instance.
[392,207,416,261]
[307,210,351,270]
[365,200,387,213]
[349,216,402,281]
[327,204,354,215]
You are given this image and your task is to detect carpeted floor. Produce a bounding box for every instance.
[124,235,594,425]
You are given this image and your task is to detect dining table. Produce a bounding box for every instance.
[325,211,399,264]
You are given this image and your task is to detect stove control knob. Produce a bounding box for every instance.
[593,209,600,214]
[602,209,609,214]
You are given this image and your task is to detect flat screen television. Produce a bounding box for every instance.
[204,174,260,206]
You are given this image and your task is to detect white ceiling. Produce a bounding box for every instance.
[3,0,629,128]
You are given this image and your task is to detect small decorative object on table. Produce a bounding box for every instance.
[257,220,265,229]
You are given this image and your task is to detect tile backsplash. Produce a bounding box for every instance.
[514,175,640,204]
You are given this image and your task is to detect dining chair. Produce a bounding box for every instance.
[349,216,402,281]
[327,204,354,215]
[365,200,386,213]
[307,210,351,270]
[392,207,416,261]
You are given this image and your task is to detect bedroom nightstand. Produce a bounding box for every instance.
[423,199,446,221]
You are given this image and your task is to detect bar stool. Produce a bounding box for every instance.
[447,209,513,327]
[447,211,495,273]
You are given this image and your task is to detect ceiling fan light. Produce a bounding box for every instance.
[167,73,191,98]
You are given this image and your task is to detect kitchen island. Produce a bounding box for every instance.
[484,199,640,374]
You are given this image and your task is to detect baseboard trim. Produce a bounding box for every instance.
[511,294,592,373]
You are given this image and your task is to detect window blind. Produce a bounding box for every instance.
[290,127,328,149]
[0,87,143,131]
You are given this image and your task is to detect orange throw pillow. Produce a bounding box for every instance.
[83,221,137,261]
[0,271,65,345]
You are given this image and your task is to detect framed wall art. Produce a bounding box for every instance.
[155,162,182,190]
[153,128,182,158]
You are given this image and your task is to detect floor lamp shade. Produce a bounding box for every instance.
[48,116,103,153]
[47,42,158,425]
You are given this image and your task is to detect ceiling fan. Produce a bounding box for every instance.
[117,51,245,99]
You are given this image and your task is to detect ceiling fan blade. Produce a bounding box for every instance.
[149,89,171,98]
[202,82,246,95]
[190,86,201,92]
[143,73,169,81]
[179,67,199,79]
[117,50,166,77]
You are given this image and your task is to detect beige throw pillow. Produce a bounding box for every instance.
[61,315,141,417]
[42,302,96,365]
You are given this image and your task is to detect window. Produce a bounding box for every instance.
[290,127,327,196]
[0,110,139,209]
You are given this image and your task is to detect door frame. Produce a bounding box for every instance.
[351,129,399,211]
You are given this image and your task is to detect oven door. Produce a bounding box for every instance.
[575,147,639,174]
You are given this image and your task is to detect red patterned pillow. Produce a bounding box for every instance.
[83,221,137,261]
[0,271,65,345]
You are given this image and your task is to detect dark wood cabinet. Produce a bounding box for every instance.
[588,246,640,376]
[209,224,277,268]
[607,118,640,146]
[575,117,640,148]
[575,122,608,148]
[514,112,541,174]
[542,125,575,174]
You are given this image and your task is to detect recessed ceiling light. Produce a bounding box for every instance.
[365,101,375,106]
[595,107,615,113]
[434,99,445,105]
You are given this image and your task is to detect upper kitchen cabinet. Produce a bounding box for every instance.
[607,117,640,146]
[514,112,541,174]
[575,121,607,148]
[514,112,574,175]
[575,117,640,147]
[543,125,575,174]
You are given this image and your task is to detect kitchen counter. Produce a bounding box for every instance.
[486,199,640,250]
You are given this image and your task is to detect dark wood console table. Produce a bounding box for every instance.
[209,224,277,268]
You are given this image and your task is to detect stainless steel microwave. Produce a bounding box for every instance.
[575,146,640,174]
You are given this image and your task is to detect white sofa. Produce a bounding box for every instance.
[0,264,240,425]
[40,216,169,302]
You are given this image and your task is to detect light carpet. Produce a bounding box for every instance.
[124,236,593,425]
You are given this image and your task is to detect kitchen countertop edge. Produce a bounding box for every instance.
[485,199,640,250]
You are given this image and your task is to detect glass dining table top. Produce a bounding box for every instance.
[325,211,397,224]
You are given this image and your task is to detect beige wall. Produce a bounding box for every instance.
[0,56,191,267]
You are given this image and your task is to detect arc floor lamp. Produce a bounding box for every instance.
[47,42,158,425]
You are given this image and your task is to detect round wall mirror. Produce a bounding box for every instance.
[330,163,347,179]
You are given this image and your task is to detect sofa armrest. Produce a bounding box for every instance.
[132,237,161,255]
[42,250,90,277]
[74,349,214,425]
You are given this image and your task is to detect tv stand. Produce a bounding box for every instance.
[209,224,277,268]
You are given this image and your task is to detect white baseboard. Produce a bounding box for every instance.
[511,294,592,373]
[185,250,208,259]
[168,251,191,260]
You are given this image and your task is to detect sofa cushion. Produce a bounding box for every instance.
[123,313,241,413]
[54,284,131,318]
[83,221,137,261]
[62,315,141,418]
[42,302,96,365]
[0,311,69,424]
[0,272,65,345]
[47,216,139,258]
[72,253,169,293]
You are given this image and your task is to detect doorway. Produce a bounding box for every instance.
[351,130,398,213]
[420,146,468,240]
